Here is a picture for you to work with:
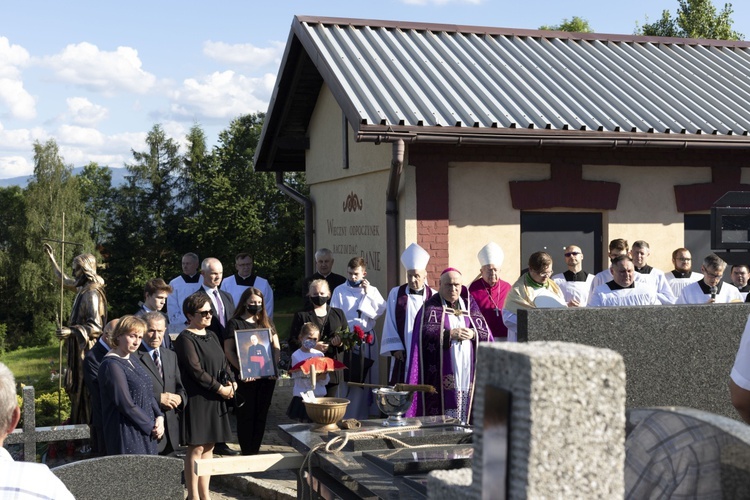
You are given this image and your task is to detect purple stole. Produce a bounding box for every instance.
[390,285,433,385]
[406,287,492,423]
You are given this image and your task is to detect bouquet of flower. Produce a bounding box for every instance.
[332,324,374,351]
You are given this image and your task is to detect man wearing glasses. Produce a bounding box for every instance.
[589,255,659,307]
[502,251,566,341]
[676,254,741,304]
[552,245,594,307]
[665,248,703,297]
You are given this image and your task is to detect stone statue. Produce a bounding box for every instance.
[44,243,107,425]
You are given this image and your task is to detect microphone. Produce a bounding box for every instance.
[710,286,717,300]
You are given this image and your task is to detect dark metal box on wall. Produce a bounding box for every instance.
[711,191,750,265]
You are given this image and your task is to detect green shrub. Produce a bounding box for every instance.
[18,389,71,428]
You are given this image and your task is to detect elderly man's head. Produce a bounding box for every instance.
[611,255,635,288]
[439,269,462,304]
[0,362,20,443]
[142,312,166,349]
[182,253,200,276]
[315,248,335,276]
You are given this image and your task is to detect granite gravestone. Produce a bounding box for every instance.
[428,341,626,499]
[517,304,750,419]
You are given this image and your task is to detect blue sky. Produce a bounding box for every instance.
[1,0,748,179]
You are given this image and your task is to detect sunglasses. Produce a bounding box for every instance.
[564,252,581,257]
[196,309,212,318]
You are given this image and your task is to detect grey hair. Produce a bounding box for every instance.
[315,248,333,260]
[183,252,199,263]
[632,240,650,250]
[0,362,17,434]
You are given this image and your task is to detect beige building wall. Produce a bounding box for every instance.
[306,84,392,289]
[448,162,715,283]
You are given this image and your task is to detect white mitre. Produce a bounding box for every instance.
[401,243,430,271]
[477,242,504,267]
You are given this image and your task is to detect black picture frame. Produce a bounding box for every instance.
[235,328,277,378]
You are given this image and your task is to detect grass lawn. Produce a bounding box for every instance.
[0,343,62,391]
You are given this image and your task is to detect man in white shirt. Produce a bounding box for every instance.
[331,257,386,419]
[676,254,742,304]
[730,264,750,301]
[552,245,594,307]
[589,238,630,295]
[630,240,676,304]
[166,253,203,335]
[589,255,659,307]
[664,248,702,298]
[380,243,434,385]
[0,362,75,499]
[220,253,274,318]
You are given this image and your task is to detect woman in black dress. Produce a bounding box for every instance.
[289,279,347,396]
[99,315,164,455]
[174,293,236,500]
[224,287,280,455]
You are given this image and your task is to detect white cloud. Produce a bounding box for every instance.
[0,37,36,119]
[168,70,273,119]
[202,40,285,68]
[0,155,32,179]
[42,42,157,96]
[66,97,108,126]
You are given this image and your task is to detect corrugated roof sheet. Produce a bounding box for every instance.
[300,17,750,135]
[255,16,750,170]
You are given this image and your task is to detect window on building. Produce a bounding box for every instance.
[520,212,602,274]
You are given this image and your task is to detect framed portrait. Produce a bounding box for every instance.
[235,328,277,378]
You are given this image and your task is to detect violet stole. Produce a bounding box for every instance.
[391,284,433,385]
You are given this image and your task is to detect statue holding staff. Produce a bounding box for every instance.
[44,243,107,425]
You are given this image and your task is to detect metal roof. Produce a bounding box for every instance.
[255,16,750,171]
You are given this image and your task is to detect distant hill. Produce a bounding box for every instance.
[0,167,130,188]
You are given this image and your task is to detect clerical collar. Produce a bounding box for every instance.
[634,265,653,274]
[235,274,257,286]
[671,270,692,279]
[563,270,589,282]
[697,280,722,294]
[524,273,546,289]
[409,288,424,296]
[607,280,634,290]
[736,283,750,293]
[182,273,201,283]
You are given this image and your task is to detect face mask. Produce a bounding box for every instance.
[302,339,317,350]
[247,305,262,315]
[311,296,328,306]
[348,279,363,287]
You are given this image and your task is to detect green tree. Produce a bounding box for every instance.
[104,125,183,316]
[637,0,742,40]
[0,186,27,346]
[539,16,593,33]
[77,162,113,246]
[18,140,94,347]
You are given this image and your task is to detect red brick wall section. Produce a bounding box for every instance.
[417,219,449,279]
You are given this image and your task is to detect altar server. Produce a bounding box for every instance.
[676,254,741,304]
[665,248,703,298]
[589,255,659,307]
[552,245,594,307]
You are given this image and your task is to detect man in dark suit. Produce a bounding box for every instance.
[197,257,236,342]
[135,312,186,455]
[195,257,239,456]
[82,318,117,456]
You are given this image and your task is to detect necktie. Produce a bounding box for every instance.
[213,289,225,327]
[153,349,163,380]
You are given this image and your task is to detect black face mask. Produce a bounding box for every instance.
[247,305,262,315]
[310,296,328,306]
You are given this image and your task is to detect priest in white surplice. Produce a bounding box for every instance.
[676,253,742,304]
[552,245,594,307]
[589,238,630,297]
[166,252,203,335]
[220,253,274,318]
[664,248,703,297]
[589,255,659,307]
[380,243,435,385]
[330,256,386,419]
[630,240,676,304]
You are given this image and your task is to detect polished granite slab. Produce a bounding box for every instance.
[362,445,473,475]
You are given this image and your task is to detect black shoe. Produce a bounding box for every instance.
[213,442,240,456]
